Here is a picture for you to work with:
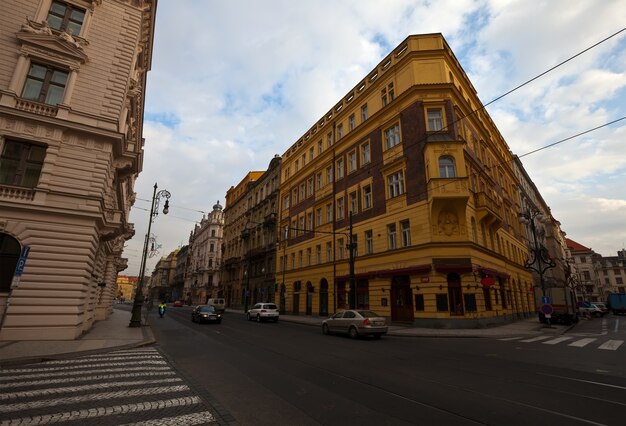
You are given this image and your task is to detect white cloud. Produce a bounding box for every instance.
[122,0,626,275]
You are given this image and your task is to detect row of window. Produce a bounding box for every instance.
[285,103,445,182]
[283,154,457,214]
[281,219,412,269]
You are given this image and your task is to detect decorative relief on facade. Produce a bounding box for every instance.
[438,210,460,236]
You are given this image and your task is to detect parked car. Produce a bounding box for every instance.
[578,302,605,318]
[191,305,222,324]
[322,310,388,339]
[594,302,608,315]
[607,293,626,315]
[173,300,184,307]
[246,303,279,322]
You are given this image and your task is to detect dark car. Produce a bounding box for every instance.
[191,305,222,324]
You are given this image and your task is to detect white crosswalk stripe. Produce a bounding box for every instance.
[0,348,219,425]
[598,340,624,351]
[519,336,553,343]
[498,336,624,351]
[568,338,597,347]
[542,336,573,345]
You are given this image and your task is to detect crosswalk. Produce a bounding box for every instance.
[0,348,219,425]
[498,335,624,351]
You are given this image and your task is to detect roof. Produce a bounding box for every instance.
[565,238,592,252]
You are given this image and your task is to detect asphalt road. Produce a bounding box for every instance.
[153,307,626,426]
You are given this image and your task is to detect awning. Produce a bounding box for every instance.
[478,267,510,279]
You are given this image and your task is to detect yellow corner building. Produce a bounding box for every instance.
[276,34,534,327]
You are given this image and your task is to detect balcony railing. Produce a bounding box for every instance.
[0,184,35,201]
[15,98,57,117]
[474,191,503,227]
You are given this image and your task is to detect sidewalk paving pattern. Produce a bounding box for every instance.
[0,347,223,425]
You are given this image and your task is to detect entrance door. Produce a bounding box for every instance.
[319,279,328,316]
[306,282,313,315]
[390,276,414,323]
[448,273,463,316]
[292,293,300,314]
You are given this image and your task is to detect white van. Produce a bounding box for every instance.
[207,298,225,314]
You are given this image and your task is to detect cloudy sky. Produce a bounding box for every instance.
[122,0,626,276]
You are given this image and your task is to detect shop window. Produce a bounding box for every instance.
[414,294,425,311]
[436,294,448,312]
[464,294,477,312]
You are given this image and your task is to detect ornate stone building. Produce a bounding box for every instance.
[0,0,157,340]
[277,34,535,327]
[186,201,224,305]
[221,171,263,309]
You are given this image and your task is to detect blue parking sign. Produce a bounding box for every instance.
[14,246,30,277]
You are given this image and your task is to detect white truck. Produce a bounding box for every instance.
[537,286,578,325]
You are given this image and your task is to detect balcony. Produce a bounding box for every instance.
[0,184,35,201]
[427,177,470,202]
[15,98,58,117]
[264,212,277,227]
[474,191,503,228]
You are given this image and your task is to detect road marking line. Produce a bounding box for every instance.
[0,378,183,400]
[0,366,174,381]
[119,410,216,426]
[598,340,624,351]
[498,336,525,341]
[542,337,573,345]
[1,360,168,374]
[37,355,165,365]
[0,371,178,389]
[0,396,202,425]
[568,338,597,347]
[0,385,191,413]
[520,336,552,343]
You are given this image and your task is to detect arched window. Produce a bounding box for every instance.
[439,156,456,178]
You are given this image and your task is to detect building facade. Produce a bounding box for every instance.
[276,34,534,327]
[565,238,602,302]
[0,0,157,340]
[594,249,626,296]
[115,274,137,302]
[186,201,224,305]
[514,156,571,310]
[221,172,263,309]
[240,155,281,310]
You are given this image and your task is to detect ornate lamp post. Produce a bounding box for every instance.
[129,183,171,327]
[519,209,555,326]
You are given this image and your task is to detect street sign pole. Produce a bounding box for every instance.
[1,246,30,329]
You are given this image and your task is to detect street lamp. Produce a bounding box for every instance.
[242,218,252,313]
[129,183,171,327]
[519,209,555,321]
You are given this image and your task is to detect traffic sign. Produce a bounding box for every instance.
[540,304,553,315]
[14,246,30,277]
[541,296,552,305]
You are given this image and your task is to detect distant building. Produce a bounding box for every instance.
[594,249,626,296]
[186,201,224,305]
[565,238,602,302]
[173,245,189,303]
[0,0,157,340]
[221,172,264,309]
[116,275,138,302]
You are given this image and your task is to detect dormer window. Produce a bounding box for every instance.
[47,1,85,35]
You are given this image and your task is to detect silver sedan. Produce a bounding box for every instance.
[322,310,388,339]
